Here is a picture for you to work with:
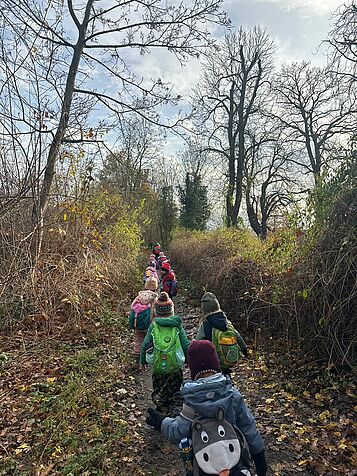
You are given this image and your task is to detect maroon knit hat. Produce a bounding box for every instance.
[188,340,221,380]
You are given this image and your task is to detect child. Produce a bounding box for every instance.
[157,252,167,269]
[160,261,177,299]
[196,292,248,375]
[140,292,189,416]
[152,242,161,263]
[144,265,159,284]
[148,254,157,268]
[146,340,267,476]
[129,289,157,365]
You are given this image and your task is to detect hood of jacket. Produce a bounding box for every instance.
[203,311,227,341]
[182,373,236,421]
[154,315,182,327]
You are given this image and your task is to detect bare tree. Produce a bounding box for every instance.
[0,0,227,261]
[274,61,357,184]
[328,1,357,80]
[243,125,295,239]
[99,114,162,202]
[193,27,274,226]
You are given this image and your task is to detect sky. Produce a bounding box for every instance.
[124,0,345,154]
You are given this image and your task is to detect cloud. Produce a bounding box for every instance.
[252,0,342,15]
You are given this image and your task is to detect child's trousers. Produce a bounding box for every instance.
[133,330,147,359]
[152,370,183,416]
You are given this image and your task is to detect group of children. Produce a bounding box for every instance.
[128,243,267,476]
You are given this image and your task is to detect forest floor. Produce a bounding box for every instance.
[0,291,356,476]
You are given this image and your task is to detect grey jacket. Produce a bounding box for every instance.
[161,373,265,456]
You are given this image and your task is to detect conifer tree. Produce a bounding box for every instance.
[179,172,210,230]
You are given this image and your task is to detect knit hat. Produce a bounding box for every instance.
[201,292,221,316]
[188,340,221,380]
[154,292,174,317]
[161,260,171,272]
[159,251,165,257]
[145,276,158,291]
[136,290,157,306]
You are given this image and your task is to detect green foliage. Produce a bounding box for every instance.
[157,185,178,247]
[308,151,357,227]
[179,172,210,230]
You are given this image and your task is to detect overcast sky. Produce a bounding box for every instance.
[124,0,344,154]
[136,0,344,97]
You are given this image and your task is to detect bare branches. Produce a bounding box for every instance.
[0,0,227,262]
[192,27,274,226]
[273,61,357,182]
[327,2,357,80]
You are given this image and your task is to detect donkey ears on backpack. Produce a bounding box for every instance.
[216,407,225,421]
[193,407,225,430]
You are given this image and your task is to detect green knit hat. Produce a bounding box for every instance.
[201,292,221,316]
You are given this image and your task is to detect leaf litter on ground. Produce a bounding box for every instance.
[0,294,355,475]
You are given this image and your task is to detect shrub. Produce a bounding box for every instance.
[0,190,143,334]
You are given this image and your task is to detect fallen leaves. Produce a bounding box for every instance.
[235,350,356,475]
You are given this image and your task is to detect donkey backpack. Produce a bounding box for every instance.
[187,407,252,476]
[212,321,240,369]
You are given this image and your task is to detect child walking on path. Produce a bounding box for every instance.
[196,292,248,375]
[160,261,177,299]
[140,292,189,416]
[146,340,267,476]
[129,288,157,364]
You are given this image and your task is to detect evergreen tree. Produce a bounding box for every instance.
[179,172,210,230]
[158,185,179,246]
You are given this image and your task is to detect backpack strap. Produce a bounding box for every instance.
[180,403,197,422]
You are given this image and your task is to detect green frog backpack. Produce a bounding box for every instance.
[146,322,185,374]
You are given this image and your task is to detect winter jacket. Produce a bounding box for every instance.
[161,373,265,457]
[196,311,247,354]
[161,270,176,298]
[129,307,151,331]
[140,315,189,367]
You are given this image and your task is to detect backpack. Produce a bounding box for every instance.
[146,322,185,374]
[184,407,252,476]
[170,279,178,297]
[129,308,151,331]
[211,321,240,368]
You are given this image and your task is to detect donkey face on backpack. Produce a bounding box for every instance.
[192,408,241,475]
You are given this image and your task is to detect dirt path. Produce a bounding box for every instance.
[128,294,199,476]
[0,290,355,475]
[133,293,355,476]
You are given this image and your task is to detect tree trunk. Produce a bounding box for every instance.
[226,82,236,227]
[31,0,94,265]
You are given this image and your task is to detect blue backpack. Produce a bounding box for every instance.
[170,279,178,297]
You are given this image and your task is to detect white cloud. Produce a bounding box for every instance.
[253,0,343,15]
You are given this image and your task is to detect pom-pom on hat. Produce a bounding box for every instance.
[201,292,221,316]
[188,340,221,380]
[154,291,174,317]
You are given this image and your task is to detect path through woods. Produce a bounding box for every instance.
[0,289,355,475]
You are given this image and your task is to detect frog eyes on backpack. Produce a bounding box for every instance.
[201,431,209,443]
[218,424,225,437]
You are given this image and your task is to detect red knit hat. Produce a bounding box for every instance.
[188,340,221,380]
[161,260,170,271]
